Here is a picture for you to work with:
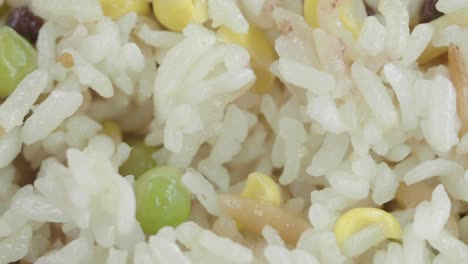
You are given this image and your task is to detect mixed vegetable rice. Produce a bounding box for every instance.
[0,0,468,263]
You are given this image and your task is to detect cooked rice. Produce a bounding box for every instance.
[0,0,468,263]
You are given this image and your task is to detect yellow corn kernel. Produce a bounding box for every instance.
[102,120,123,143]
[304,0,366,38]
[100,0,150,19]
[217,25,277,93]
[337,0,367,38]
[334,208,402,245]
[152,0,208,32]
[304,0,320,28]
[418,8,468,65]
[241,172,281,206]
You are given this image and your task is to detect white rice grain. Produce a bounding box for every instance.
[42,131,67,159]
[32,0,103,25]
[343,224,386,257]
[34,232,93,264]
[382,63,417,130]
[404,159,464,185]
[316,232,348,263]
[310,188,354,211]
[379,0,410,59]
[312,28,346,75]
[420,75,460,153]
[372,163,399,205]
[133,242,156,264]
[385,144,412,163]
[264,245,305,264]
[136,24,183,49]
[77,18,119,64]
[209,104,250,164]
[149,233,190,264]
[65,115,102,148]
[67,49,114,98]
[351,60,398,130]
[105,248,128,264]
[401,23,434,66]
[11,188,68,223]
[209,0,249,34]
[181,168,220,216]
[197,159,230,191]
[307,133,349,177]
[308,203,337,230]
[274,35,318,67]
[0,225,32,264]
[306,95,346,133]
[328,170,370,200]
[413,185,451,240]
[24,224,50,263]
[357,16,387,56]
[262,225,285,247]
[278,58,335,94]
[402,224,431,264]
[428,230,468,262]
[436,0,468,13]
[0,128,22,169]
[261,94,279,132]
[374,242,404,264]
[433,25,468,51]
[37,21,58,71]
[175,221,205,249]
[201,230,253,263]
[278,117,307,184]
[116,12,138,44]
[22,89,83,145]
[0,70,48,133]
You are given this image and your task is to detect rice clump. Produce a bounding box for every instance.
[0,0,468,263]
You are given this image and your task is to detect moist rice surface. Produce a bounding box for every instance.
[1,0,468,263]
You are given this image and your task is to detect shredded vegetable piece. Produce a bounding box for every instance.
[448,44,468,136]
[218,194,311,245]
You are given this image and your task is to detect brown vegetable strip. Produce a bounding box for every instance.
[448,44,468,136]
[218,194,311,245]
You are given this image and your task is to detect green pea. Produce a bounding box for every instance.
[119,137,158,178]
[0,27,37,97]
[135,166,191,234]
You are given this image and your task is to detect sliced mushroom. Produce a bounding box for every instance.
[448,44,468,136]
[218,194,311,245]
